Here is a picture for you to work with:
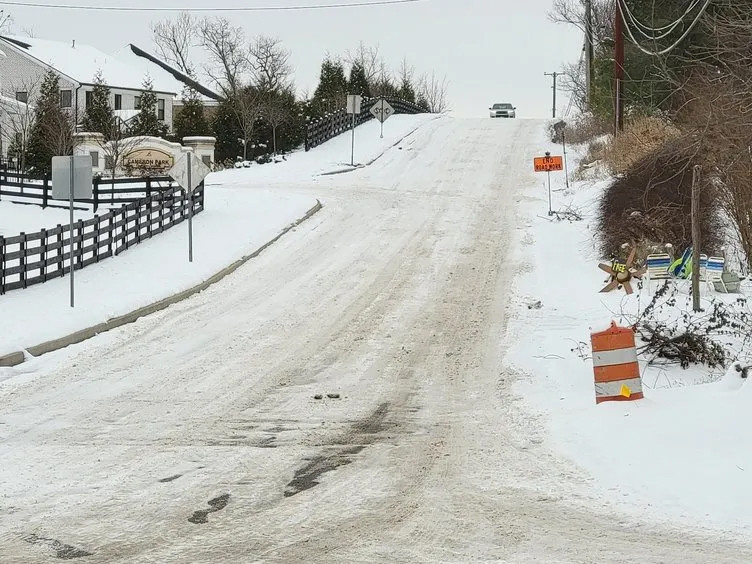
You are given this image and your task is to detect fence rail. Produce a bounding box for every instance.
[305,96,427,151]
[0,180,204,295]
[0,168,176,211]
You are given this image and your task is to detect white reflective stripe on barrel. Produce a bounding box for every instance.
[592,347,638,368]
[594,377,643,397]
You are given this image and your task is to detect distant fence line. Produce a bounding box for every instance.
[0,173,204,295]
[305,96,426,152]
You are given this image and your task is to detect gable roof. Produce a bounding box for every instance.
[0,35,180,94]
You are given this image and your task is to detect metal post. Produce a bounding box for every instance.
[351,113,356,166]
[380,99,385,139]
[585,0,594,111]
[691,165,701,312]
[187,152,193,263]
[562,129,570,190]
[547,170,553,216]
[68,156,74,307]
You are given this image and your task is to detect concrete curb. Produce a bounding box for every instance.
[1,200,323,367]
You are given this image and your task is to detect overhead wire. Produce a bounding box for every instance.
[618,0,711,57]
[620,0,703,42]
[0,0,424,12]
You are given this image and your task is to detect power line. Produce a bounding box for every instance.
[0,0,424,12]
[617,0,710,57]
[621,0,702,42]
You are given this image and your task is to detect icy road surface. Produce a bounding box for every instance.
[1,117,750,562]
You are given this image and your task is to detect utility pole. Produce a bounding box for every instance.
[585,0,595,111]
[544,72,564,118]
[691,165,702,312]
[614,0,625,134]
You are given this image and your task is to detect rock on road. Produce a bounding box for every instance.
[1,117,750,563]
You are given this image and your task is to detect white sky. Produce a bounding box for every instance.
[4,0,583,118]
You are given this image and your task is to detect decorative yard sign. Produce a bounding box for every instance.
[123,148,174,172]
[598,246,646,295]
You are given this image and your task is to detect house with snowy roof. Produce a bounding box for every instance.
[0,35,221,144]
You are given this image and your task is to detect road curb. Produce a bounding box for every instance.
[2,200,323,367]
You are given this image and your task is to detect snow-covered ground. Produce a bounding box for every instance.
[0,115,434,359]
[0,200,94,237]
[2,116,752,562]
[505,130,752,537]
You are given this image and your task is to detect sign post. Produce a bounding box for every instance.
[169,152,211,263]
[346,94,362,166]
[370,98,395,139]
[52,155,93,307]
[533,152,564,216]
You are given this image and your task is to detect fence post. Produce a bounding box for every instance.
[56,224,63,276]
[146,176,152,200]
[76,219,84,271]
[93,176,99,213]
[94,215,100,262]
[0,235,5,294]
[20,232,27,288]
[40,228,47,282]
[42,173,50,208]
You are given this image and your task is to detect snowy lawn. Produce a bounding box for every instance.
[0,200,95,237]
[0,185,317,357]
[506,128,752,537]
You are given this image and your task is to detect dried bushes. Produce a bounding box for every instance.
[597,137,722,258]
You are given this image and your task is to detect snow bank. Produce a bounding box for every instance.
[506,123,752,538]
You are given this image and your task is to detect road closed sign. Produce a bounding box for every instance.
[534,155,564,172]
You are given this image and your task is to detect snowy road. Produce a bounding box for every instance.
[2,118,751,562]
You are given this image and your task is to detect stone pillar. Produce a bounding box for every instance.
[73,132,106,173]
[183,136,216,169]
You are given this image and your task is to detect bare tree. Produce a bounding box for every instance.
[549,0,615,45]
[249,36,292,94]
[261,92,291,155]
[233,86,263,161]
[152,12,196,76]
[2,78,39,171]
[198,17,249,97]
[418,71,449,113]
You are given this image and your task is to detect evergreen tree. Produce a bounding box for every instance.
[26,71,73,175]
[311,58,348,118]
[348,62,370,98]
[397,77,416,103]
[81,71,115,139]
[174,87,209,140]
[212,98,243,165]
[128,77,168,138]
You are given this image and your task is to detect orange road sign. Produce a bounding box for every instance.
[534,155,564,172]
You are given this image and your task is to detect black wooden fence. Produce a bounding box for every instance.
[0,167,177,211]
[305,97,427,151]
[0,180,204,295]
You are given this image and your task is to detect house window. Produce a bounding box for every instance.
[114,94,122,110]
[16,91,27,103]
[60,90,72,108]
[134,96,141,110]
[85,90,93,108]
[157,99,165,121]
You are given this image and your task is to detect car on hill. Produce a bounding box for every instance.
[489,103,516,118]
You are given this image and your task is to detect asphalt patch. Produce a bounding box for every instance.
[188,493,231,524]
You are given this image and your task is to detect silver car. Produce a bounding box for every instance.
[489,103,516,118]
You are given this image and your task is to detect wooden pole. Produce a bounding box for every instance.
[614,0,625,133]
[692,165,701,312]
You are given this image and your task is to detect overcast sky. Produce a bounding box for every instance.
[3,0,583,118]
